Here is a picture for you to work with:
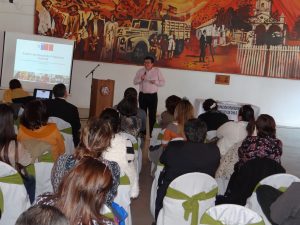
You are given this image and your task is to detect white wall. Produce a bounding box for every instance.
[1,1,300,127]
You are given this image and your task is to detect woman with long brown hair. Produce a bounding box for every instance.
[0,104,32,168]
[38,157,115,225]
[162,98,194,146]
[51,117,120,206]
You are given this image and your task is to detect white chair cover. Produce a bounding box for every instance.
[156,172,218,225]
[246,173,300,225]
[150,164,164,218]
[34,162,54,198]
[206,130,217,141]
[121,132,142,174]
[114,171,132,225]
[48,116,75,154]
[0,162,30,225]
[200,204,265,225]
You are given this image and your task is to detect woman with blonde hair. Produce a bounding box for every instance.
[162,98,194,146]
[51,117,120,206]
[38,157,115,225]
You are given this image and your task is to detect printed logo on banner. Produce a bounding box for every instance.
[39,43,54,51]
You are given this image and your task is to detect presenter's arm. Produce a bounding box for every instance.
[133,70,144,85]
[154,68,165,87]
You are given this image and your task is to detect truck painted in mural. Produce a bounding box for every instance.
[116,19,191,62]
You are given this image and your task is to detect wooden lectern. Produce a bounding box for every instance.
[89,79,115,118]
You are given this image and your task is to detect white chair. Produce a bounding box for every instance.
[114,171,132,225]
[246,173,300,225]
[0,162,30,225]
[200,204,265,225]
[156,172,218,225]
[121,132,142,174]
[150,163,164,218]
[48,116,75,154]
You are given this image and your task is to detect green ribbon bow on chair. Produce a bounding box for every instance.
[120,175,130,185]
[166,186,218,225]
[38,152,54,163]
[60,127,72,135]
[0,172,24,212]
[254,183,287,193]
[200,212,265,225]
[0,188,3,214]
[133,143,139,152]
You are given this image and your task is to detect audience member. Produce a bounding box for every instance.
[123,87,146,134]
[236,114,282,170]
[198,98,228,131]
[37,157,115,225]
[44,83,81,146]
[18,100,65,160]
[159,95,181,129]
[257,182,300,225]
[216,157,285,206]
[0,104,32,169]
[217,105,255,156]
[100,108,139,198]
[117,94,142,138]
[2,79,30,103]
[155,119,220,219]
[162,98,194,146]
[51,117,120,206]
[15,205,69,225]
[215,105,255,181]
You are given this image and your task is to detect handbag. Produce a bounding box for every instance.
[111,201,128,225]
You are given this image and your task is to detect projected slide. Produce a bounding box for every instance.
[14,39,73,85]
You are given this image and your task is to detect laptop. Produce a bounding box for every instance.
[33,88,53,99]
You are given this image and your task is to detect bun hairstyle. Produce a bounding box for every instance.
[203,98,218,111]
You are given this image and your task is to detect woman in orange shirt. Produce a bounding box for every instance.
[18,100,65,160]
[162,98,195,146]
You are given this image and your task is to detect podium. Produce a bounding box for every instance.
[89,79,115,118]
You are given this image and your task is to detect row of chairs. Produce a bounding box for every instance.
[153,172,299,225]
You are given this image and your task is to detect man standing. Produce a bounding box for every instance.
[200,29,207,62]
[44,83,81,146]
[134,56,165,136]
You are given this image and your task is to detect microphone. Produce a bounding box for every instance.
[85,64,102,78]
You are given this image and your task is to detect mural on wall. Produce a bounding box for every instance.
[34,0,300,79]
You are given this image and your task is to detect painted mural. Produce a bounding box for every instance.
[34,0,300,79]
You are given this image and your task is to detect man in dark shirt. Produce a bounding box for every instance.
[44,83,81,146]
[155,118,220,219]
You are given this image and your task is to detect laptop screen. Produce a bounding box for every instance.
[33,88,52,99]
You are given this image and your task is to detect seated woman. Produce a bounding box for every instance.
[51,117,120,206]
[100,108,139,198]
[198,98,228,131]
[18,100,65,160]
[0,104,32,169]
[217,105,255,156]
[159,95,181,129]
[117,94,142,139]
[2,79,30,103]
[235,114,282,170]
[162,98,194,146]
[37,157,115,225]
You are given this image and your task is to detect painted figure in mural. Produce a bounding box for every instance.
[38,0,54,35]
[133,56,165,136]
[102,14,118,61]
[159,34,168,60]
[149,34,161,61]
[200,30,207,62]
[63,4,81,41]
[86,8,105,60]
[168,31,176,59]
